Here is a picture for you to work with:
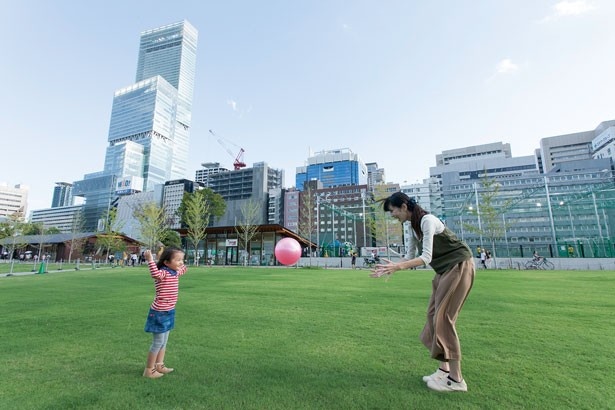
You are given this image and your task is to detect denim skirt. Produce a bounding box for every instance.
[144,308,175,333]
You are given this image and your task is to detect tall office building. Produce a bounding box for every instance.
[295,148,368,191]
[200,162,284,226]
[73,21,198,230]
[51,182,74,208]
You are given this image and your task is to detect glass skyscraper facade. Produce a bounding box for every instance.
[73,20,198,230]
[295,148,367,191]
[51,182,74,208]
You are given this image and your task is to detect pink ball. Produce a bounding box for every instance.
[274,238,302,266]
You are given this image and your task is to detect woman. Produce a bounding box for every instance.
[371,192,475,392]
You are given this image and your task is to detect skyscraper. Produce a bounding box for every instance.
[73,21,198,230]
[295,148,368,191]
[51,182,74,208]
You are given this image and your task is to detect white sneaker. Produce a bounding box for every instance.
[422,368,449,383]
[427,376,468,392]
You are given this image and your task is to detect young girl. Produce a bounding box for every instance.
[372,192,475,392]
[143,247,186,378]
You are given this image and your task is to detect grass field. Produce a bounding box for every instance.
[1,266,613,409]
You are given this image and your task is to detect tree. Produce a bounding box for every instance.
[67,210,87,263]
[0,211,27,261]
[234,199,262,266]
[95,207,126,261]
[133,202,170,253]
[464,177,512,267]
[182,192,209,265]
[369,185,403,256]
[178,188,226,265]
[160,230,182,248]
[297,186,316,261]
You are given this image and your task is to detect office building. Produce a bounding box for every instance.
[436,142,512,166]
[365,162,385,192]
[295,148,367,191]
[163,179,202,229]
[195,162,229,186]
[31,205,84,233]
[592,121,615,162]
[0,183,28,219]
[267,187,285,226]
[539,130,595,173]
[203,162,284,226]
[73,20,198,230]
[51,182,74,208]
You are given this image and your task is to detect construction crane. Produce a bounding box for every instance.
[208,129,246,170]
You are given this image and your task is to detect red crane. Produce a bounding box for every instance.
[209,129,246,170]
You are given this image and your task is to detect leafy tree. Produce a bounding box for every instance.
[234,199,262,266]
[369,185,403,255]
[182,192,209,265]
[464,177,512,266]
[95,207,126,260]
[133,202,170,253]
[67,210,87,263]
[21,222,44,235]
[160,230,182,248]
[297,186,316,260]
[178,188,226,265]
[0,211,27,260]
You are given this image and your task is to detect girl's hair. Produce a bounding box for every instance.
[156,247,184,270]
[382,192,430,240]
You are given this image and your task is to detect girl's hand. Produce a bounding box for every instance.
[370,258,397,278]
[144,250,153,262]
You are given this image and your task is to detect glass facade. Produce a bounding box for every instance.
[442,170,615,258]
[51,183,74,208]
[72,174,116,231]
[296,161,366,190]
[73,21,198,230]
[136,21,198,181]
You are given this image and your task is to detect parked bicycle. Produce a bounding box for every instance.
[363,256,380,268]
[524,257,555,270]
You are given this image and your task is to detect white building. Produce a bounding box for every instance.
[592,122,615,162]
[0,183,29,219]
[30,205,84,233]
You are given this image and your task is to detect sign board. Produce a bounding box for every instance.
[225,239,238,247]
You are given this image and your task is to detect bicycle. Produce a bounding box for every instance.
[363,257,380,269]
[524,257,555,270]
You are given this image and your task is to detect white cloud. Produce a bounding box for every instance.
[342,23,350,31]
[541,1,596,22]
[496,59,519,74]
[226,98,251,119]
[554,0,595,16]
[485,58,521,83]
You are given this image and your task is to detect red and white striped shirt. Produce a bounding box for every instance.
[148,260,187,311]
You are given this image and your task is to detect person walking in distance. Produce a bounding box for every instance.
[142,248,187,378]
[371,192,475,392]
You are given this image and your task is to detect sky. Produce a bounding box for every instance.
[2,0,614,215]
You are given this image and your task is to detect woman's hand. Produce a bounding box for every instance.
[144,250,153,262]
[370,258,398,278]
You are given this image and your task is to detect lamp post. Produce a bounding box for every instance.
[502,213,510,258]
[361,189,367,248]
[353,214,357,250]
[560,201,578,256]
[472,182,484,249]
[543,176,558,255]
[591,191,604,255]
[316,195,320,256]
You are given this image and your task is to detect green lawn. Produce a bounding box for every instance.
[1,267,613,409]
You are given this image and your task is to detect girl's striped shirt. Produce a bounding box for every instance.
[148,260,187,311]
